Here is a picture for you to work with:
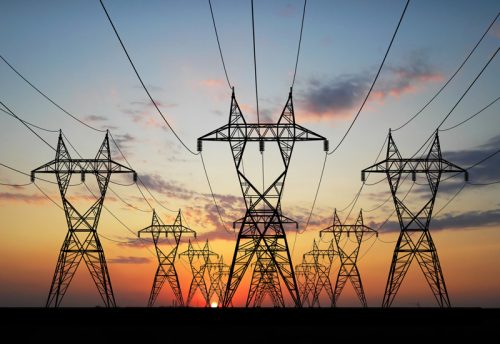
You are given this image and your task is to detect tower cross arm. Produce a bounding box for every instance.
[198,123,326,142]
[138,224,197,238]
[31,159,137,179]
[361,158,468,181]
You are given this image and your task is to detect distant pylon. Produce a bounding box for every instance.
[198,88,327,307]
[138,209,196,307]
[295,258,317,307]
[179,240,218,307]
[362,130,467,307]
[31,130,137,307]
[303,239,337,307]
[320,210,377,307]
[205,255,230,307]
[247,242,285,307]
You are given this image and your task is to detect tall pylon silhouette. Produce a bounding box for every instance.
[198,88,327,307]
[179,240,218,307]
[303,239,336,307]
[320,210,377,307]
[205,255,230,307]
[295,258,317,307]
[138,209,196,307]
[362,130,467,307]
[31,130,137,307]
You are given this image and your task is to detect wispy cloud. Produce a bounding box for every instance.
[0,192,48,204]
[108,256,151,264]
[298,52,442,122]
[139,173,195,200]
[84,115,108,122]
[370,208,500,233]
[199,79,225,88]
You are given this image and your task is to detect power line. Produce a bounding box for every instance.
[251,0,260,124]
[433,183,466,217]
[0,181,32,187]
[291,0,307,89]
[467,148,500,170]
[0,107,59,133]
[327,0,410,155]
[440,95,500,131]
[436,46,499,130]
[208,0,232,89]
[99,0,199,156]
[0,54,106,133]
[0,100,56,151]
[393,11,500,131]
[200,152,233,235]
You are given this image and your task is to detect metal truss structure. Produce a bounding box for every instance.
[179,240,218,307]
[31,131,136,307]
[247,242,285,307]
[303,239,337,307]
[138,209,196,307]
[320,210,377,307]
[362,130,467,307]
[198,88,327,307]
[205,255,230,307]
[295,259,317,307]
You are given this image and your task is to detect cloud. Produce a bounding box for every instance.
[443,134,500,184]
[199,79,225,88]
[370,208,500,233]
[134,84,164,92]
[490,22,500,39]
[279,4,296,17]
[139,173,195,200]
[108,256,151,264]
[84,115,108,122]
[0,192,48,204]
[299,53,442,122]
[130,99,177,109]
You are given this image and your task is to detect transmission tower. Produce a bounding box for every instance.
[303,239,337,307]
[362,130,467,307]
[179,240,218,307]
[247,241,285,307]
[205,255,230,307]
[138,209,196,307]
[31,130,137,307]
[198,88,327,307]
[320,209,377,307]
[295,258,317,307]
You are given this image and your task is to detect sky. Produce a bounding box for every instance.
[0,0,499,308]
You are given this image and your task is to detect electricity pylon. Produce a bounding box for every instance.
[179,240,218,307]
[295,258,317,307]
[31,130,136,307]
[247,241,285,307]
[198,88,327,307]
[303,239,337,307]
[205,255,230,307]
[362,130,467,307]
[138,209,196,307]
[320,209,377,307]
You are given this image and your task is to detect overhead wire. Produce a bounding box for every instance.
[439,96,500,131]
[251,0,260,124]
[393,11,500,131]
[327,0,410,155]
[291,0,307,89]
[208,0,232,89]
[99,0,199,156]
[0,107,59,133]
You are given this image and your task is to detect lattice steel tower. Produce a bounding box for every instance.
[320,209,377,307]
[295,258,317,307]
[138,209,196,307]
[179,240,218,307]
[198,89,327,307]
[31,130,137,307]
[205,255,230,307]
[303,239,336,307]
[362,130,467,307]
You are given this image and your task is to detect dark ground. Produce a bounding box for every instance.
[1,307,498,341]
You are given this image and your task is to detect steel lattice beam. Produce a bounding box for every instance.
[179,240,218,307]
[198,89,327,307]
[320,210,377,307]
[361,130,467,307]
[138,210,196,307]
[31,131,136,307]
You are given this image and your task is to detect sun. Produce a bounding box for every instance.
[210,301,218,308]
